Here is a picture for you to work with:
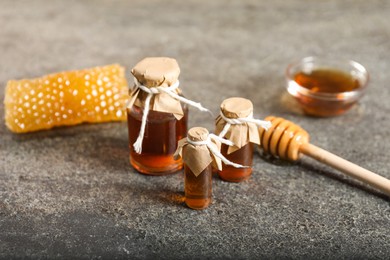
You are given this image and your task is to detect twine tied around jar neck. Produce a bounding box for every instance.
[175,127,248,176]
[218,110,272,139]
[130,77,211,154]
[215,97,272,154]
[186,133,247,169]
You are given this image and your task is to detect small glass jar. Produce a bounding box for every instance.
[127,57,188,175]
[175,127,215,210]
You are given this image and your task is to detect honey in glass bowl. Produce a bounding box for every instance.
[286,57,369,117]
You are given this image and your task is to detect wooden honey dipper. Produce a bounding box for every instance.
[259,116,390,196]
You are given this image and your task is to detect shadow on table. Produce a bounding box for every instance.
[7,123,104,140]
[259,150,389,201]
[108,179,185,210]
[298,161,390,201]
[8,122,131,172]
[5,123,190,210]
[84,135,129,172]
[141,173,186,208]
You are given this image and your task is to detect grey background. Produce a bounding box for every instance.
[1,0,390,259]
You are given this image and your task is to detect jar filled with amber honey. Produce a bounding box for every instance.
[127,57,209,175]
[175,127,215,209]
[175,127,242,209]
[215,97,271,182]
[127,57,188,175]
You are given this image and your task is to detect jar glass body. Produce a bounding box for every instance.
[218,142,253,182]
[127,104,188,175]
[185,164,212,210]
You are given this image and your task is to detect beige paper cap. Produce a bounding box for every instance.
[188,127,209,142]
[131,57,180,87]
[128,57,184,119]
[216,97,259,154]
[220,97,253,119]
[174,127,222,176]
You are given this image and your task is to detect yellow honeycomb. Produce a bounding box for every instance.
[4,64,128,133]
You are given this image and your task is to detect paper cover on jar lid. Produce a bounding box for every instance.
[127,57,184,119]
[174,127,219,176]
[128,57,211,155]
[131,57,180,87]
[175,127,249,176]
[216,97,271,154]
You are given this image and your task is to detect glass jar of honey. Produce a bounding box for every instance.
[175,127,224,210]
[127,57,188,175]
[182,127,214,209]
[175,126,249,209]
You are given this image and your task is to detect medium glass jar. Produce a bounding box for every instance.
[215,97,270,182]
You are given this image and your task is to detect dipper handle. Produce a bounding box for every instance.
[300,143,390,196]
[260,116,390,196]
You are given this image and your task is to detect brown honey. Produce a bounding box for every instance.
[218,143,253,182]
[291,68,361,117]
[294,69,360,93]
[184,164,212,210]
[128,105,188,175]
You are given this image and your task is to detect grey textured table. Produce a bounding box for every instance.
[1,0,390,259]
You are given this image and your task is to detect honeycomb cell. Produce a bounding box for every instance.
[4,64,128,133]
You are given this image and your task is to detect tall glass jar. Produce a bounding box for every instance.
[127,57,188,175]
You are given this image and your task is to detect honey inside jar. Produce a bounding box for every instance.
[128,105,188,175]
[294,69,360,93]
[184,164,212,210]
[218,143,253,182]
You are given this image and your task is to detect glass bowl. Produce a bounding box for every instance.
[286,56,369,117]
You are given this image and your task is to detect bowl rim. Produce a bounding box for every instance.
[286,56,369,101]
